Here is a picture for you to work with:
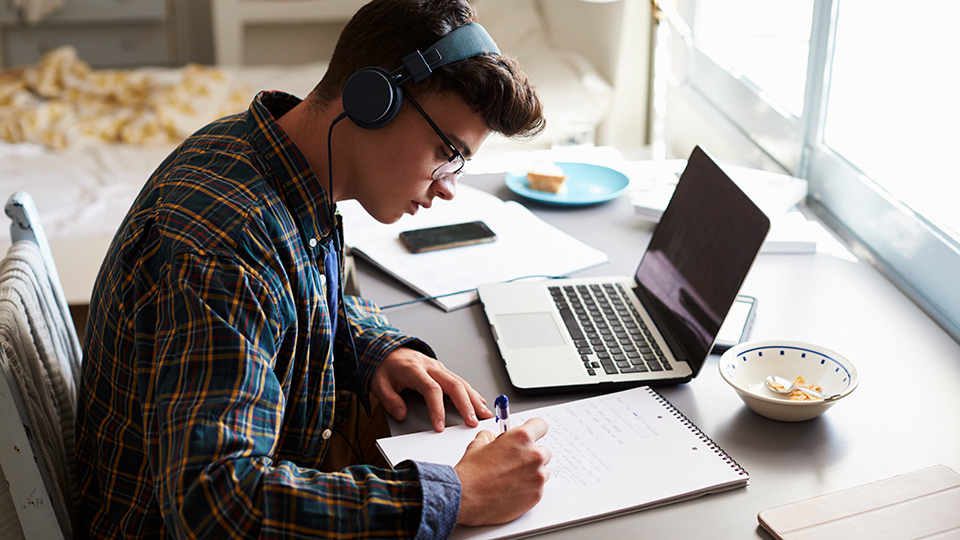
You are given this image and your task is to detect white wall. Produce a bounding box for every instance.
[170,0,215,65]
[598,0,650,152]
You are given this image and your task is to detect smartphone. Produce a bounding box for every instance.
[399,220,497,253]
[713,295,758,353]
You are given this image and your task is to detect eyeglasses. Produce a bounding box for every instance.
[402,89,465,182]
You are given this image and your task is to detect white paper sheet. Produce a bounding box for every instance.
[340,182,609,310]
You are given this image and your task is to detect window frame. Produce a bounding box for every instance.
[674,0,960,342]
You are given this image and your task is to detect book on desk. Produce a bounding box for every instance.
[629,160,819,254]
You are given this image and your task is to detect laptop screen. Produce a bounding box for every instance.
[633,147,770,373]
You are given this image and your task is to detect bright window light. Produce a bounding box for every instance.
[824,0,960,240]
[694,0,814,117]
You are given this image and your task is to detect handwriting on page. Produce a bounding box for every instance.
[516,395,661,487]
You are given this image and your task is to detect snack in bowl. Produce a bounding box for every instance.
[785,375,822,401]
[718,339,859,422]
[526,161,568,193]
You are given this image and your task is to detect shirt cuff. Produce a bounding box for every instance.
[400,460,461,539]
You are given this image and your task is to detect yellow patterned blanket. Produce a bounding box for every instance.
[0,47,250,149]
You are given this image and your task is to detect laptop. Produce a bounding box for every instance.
[477,146,771,392]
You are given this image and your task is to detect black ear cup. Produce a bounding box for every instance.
[342,67,403,129]
[341,23,499,130]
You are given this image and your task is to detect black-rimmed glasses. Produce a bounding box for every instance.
[402,89,465,182]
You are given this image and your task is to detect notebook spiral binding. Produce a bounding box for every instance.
[646,387,749,477]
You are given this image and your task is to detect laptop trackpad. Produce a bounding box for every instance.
[495,312,566,349]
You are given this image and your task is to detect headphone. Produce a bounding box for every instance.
[341,22,500,129]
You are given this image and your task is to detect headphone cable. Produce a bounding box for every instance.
[379,274,568,310]
[326,110,369,465]
[327,111,348,226]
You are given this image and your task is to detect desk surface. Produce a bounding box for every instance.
[356,173,960,539]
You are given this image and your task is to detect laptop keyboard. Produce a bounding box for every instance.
[549,284,672,377]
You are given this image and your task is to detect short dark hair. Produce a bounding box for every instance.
[308,0,545,140]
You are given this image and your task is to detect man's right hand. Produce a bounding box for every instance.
[453,418,551,526]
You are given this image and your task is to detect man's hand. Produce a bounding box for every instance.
[371,347,492,431]
[454,418,551,526]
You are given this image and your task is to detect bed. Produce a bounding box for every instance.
[0,51,331,304]
[0,0,615,306]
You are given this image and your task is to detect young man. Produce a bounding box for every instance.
[74,1,550,538]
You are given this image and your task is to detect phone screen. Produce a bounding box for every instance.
[713,295,757,353]
[399,221,497,253]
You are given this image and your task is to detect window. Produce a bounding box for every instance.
[822,0,960,240]
[694,0,812,118]
[670,0,960,341]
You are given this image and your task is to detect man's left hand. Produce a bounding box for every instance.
[371,347,492,431]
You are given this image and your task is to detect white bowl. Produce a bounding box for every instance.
[718,339,859,422]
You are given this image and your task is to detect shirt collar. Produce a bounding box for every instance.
[246,90,337,247]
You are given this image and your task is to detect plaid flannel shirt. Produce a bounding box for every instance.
[75,91,461,539]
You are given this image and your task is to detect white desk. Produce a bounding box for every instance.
[358,172,960,539]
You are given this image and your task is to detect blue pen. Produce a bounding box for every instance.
[494,394,510,433]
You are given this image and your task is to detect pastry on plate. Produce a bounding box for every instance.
[526,161,568,194]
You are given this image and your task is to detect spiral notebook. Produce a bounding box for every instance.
[376,386,748,540]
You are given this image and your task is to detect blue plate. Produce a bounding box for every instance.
[505,162,630,206]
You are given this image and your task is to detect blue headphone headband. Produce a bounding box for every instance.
[400,23,501,84]
[342,22,500,129]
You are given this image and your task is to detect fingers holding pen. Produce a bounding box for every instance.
[455,417,551,526]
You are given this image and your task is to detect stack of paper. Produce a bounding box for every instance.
[630,161,809,221]
[759,213,824,254]
[339,182,609,311]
